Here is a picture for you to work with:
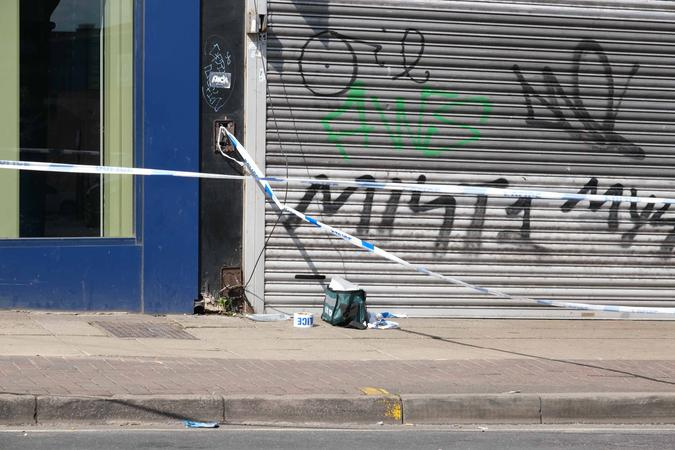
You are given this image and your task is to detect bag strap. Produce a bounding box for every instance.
[347,319,367,330]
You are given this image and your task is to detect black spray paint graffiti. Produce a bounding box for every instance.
[560,177,675,252]
[512,39,643,159]
[408,175,456,249]
[201,41,232,112]
[299,28,430,97]
[284,175,675,256]
[284,174,510,251]
[391,29,430,85]
[283,174,376,235]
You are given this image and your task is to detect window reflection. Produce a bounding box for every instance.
[20,0,102,237]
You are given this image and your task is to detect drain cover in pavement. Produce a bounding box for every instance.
[90,321,197,340]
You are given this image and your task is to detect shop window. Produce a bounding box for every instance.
[0,0,133,238]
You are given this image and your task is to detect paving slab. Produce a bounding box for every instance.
[401,320,675,340]
[451,338,675,360]
[0,314,49,336]
[0,336,84,357]
[34,317,107,337]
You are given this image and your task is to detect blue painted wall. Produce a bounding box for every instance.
[141,0,200,313]
[0,0,200,313]
[0,240,141,311]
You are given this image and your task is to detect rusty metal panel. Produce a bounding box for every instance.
[264,0,675,313]
[219,266,253,314]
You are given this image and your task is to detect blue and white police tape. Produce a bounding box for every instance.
[223,128,675,317]
[262,176,675,207]
[0,159,246,181]
[5,152,675,207]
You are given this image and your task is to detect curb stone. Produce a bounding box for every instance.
[222,395,402,425]
[402,394,542,424]
[540,393,675,424]
[35,395,223,424]
[0,394,36,425]
[2,393,675,426]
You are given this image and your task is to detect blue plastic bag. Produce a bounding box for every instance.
[184,420,219,428]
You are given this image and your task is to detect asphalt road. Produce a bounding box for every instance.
[1,426,675,450]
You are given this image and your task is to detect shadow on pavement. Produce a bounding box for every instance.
[399,328,675,387]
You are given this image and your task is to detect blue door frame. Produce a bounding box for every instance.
[0,0,199,313]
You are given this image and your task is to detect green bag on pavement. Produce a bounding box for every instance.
[321,287,368,330]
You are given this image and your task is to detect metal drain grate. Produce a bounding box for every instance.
[91,321,197,340]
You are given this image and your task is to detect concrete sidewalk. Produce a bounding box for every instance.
[0,311,674,426]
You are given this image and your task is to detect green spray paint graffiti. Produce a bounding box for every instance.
[321,81,492,159]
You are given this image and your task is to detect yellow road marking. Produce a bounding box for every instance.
[360,387,391,396]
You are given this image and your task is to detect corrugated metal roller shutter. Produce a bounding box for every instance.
[264,0,675,313]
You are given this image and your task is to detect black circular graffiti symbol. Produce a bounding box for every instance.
[299,30,357,97]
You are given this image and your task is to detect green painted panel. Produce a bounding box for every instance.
[103,0,134,237]
[0,0,19,238]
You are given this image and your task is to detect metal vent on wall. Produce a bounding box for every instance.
[263,0,675,314]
